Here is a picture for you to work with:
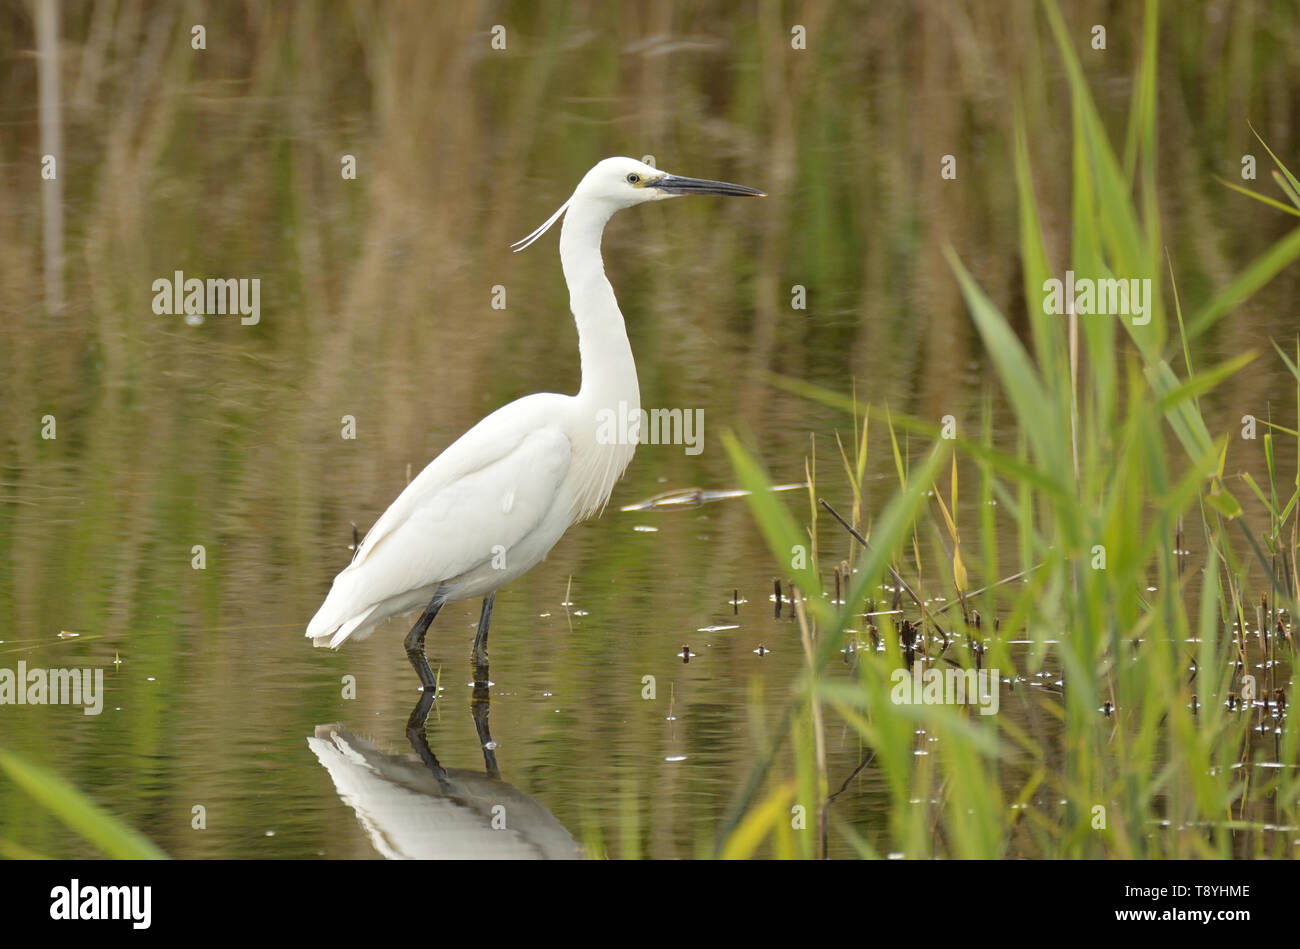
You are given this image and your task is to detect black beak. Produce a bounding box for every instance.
[647,174,766,197]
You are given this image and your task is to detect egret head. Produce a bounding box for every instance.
[512,156,764,252]
[579,156,765,206]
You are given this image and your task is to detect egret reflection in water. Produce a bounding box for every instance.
[308,692,580,860]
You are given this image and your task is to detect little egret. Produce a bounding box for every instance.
[306,156,763,689]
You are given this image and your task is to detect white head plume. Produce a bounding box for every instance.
[511,197,572,253]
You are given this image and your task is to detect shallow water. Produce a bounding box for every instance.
[2,3,1298,858]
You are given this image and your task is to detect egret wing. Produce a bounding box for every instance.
[310,423,571,641]
[349,393,562,568]
[361,426,571,592]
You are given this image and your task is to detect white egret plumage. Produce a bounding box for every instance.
[306,157,763,688]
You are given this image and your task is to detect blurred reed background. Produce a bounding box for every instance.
[0,0,1297,858]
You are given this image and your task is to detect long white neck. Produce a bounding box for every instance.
[560,197,640,417]
[557,194,640,521]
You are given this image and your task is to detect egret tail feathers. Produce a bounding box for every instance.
[308,601,379,650]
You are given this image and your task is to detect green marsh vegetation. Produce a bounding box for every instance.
[721,1,1300,859]
[1,1,1298,859]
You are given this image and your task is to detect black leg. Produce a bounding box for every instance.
[404,594,444,691]
[471,592,495,672]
